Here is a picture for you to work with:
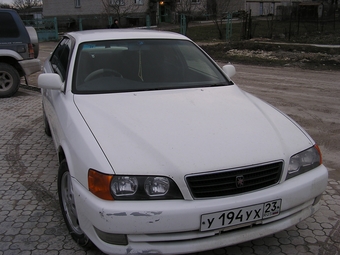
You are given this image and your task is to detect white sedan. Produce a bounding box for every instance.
[38,29,328,255]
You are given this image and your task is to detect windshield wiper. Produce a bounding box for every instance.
[209,82,231,87]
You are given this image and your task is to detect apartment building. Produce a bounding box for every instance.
[42,0,245,28]
[43,0,333,29]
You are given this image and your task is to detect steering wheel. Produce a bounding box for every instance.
[84,69,123,82]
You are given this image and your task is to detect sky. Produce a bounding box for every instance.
[0,0,12,5]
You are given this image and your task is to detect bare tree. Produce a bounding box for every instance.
[101,0,142,26]
[175,0,206,35]
[13,0,42,9]
[0,3,12,8]
[208,0,233,40]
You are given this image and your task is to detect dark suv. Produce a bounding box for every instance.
[0,9,41,97]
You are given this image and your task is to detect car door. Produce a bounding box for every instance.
[42,37,73,149]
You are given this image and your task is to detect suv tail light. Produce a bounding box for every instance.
[28,43,35,58]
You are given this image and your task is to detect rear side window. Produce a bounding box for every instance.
[0,12,19,38]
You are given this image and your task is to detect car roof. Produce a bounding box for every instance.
[67,29,191,43]
[0,9,17,13]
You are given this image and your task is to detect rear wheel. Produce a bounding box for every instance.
[0,63,20,98]
[58,160,93,248]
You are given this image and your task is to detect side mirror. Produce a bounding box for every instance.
[38,73,64,91]
[222,64,236,78]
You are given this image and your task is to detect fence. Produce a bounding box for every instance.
[23,18,59,41]
[239,6,340,42]
[23,15,153,42]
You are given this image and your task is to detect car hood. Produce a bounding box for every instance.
[74,85,313,176]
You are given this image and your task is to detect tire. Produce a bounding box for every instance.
[43,108,52,137]
[0,63,20,98]
[58,160,93,248]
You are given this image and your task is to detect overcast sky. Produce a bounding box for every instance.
[0,0,13,5]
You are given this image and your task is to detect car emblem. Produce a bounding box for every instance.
[236,176,244,188]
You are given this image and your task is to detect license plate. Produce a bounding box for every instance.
[200,199,281,231]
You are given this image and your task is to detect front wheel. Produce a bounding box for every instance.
[0,63,20,98]
[58,160,93,248]
[43,107,52,137]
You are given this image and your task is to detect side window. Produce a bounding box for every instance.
[50,38,72,81]
[0,12,19,38]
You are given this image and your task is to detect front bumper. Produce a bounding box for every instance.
[72,165,328,255]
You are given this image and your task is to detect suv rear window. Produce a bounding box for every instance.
[0,12,20,38]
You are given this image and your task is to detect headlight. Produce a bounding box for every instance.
[286,145,322,180]
[111,176,138,197]
[88,170,183,200]
[145,177,170,197]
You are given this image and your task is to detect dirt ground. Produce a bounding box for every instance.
[227,63,340,180]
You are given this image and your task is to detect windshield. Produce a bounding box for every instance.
[73,39,232,94]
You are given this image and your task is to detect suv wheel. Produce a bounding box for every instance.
[0,63,20,98]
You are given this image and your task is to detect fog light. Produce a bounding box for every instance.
[94,227,128,245]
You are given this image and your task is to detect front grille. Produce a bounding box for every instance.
[186,162,283,199]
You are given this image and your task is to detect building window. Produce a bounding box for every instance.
[75,0,80,7]
[135,0,143,4]
[259,2,263,15]
[270,2,275,15]
[110,0,125,5]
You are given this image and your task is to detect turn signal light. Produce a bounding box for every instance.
[88,169,114,200]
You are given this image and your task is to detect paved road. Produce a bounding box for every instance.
[0,42,340,254]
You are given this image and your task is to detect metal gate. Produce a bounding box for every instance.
[23,18,59,42]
